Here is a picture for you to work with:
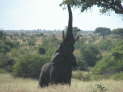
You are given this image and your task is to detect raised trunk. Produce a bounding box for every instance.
[67,4,72,32]
[64,4,75,46]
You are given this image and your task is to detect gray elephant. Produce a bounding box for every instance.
[39,4,79,87]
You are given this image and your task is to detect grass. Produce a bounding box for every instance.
[0,73,123,92]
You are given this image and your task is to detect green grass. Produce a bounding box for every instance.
[0,73,123,92]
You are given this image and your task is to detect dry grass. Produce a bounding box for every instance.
[0,73,123,92]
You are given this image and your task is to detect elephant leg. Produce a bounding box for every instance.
[39,71,49,87]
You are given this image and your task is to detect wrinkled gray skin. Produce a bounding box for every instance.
[39,4,78,87]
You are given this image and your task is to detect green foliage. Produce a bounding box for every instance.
[40,36,60,56]
[62,0,123,14]
[97,40,114,51]
[75,38,85,49]
[0,31,5,39]
[8,48,33,61]
[0,41,11,53]
[0,54,14,72]
[112,41,123,58]
[76,56,88,70]
[28,39,35,46]
[0,37,19,54]
[93,55,123,74]
[12,54,50,78]
[93,41,123,74]
[0,33,20,72]
[4,34,59,79]
[112,28,123,38]
[80,44,101,67]
[1,30,123,80]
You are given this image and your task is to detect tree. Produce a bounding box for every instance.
[62,0,123,14]
[112,28,123,38]
[94,27,111,39]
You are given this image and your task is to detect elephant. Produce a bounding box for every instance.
[39,4,79,87]
[39,52,77,87]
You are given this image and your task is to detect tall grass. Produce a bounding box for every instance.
[0,73,123,92]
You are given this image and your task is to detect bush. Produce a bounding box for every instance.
[0,38,19,54]
[0,54,14,72]
[80,44,101,67]
[97,40,114,51]
[112,28,123,38]
[92,55,123,74]
[12,54,50,79]
[93,41,123,74]
[76,57,88,70]
[39,36,60,57]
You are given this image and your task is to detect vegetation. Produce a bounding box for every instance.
[12,54,50,78]
[0,73,123,92]
[62,0,123,14]
[0,28,123,80]
[0,0,123,91]
[93,41,123,75]
[94,27,111,39]
[112,28,123,39]
[80,44,101,67]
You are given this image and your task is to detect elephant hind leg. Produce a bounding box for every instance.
[39,63,53,87]
[39,72,49,87]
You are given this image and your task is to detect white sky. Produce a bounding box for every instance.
[0,0,123,30]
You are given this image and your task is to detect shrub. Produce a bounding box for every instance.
[93,41,123,74]
[0,54,14,72]
[97,40,114,51]
[0,38,19,54]
[39,37,60,57]
[92,55,123,74]
[12,54,50,79]
[112,28,123,38]
[80,44,101,67]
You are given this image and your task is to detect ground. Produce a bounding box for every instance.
[0,73,123,92]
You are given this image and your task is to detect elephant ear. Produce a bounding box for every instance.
[62,29,80,43]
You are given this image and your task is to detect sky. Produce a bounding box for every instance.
[0,0,123,31]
